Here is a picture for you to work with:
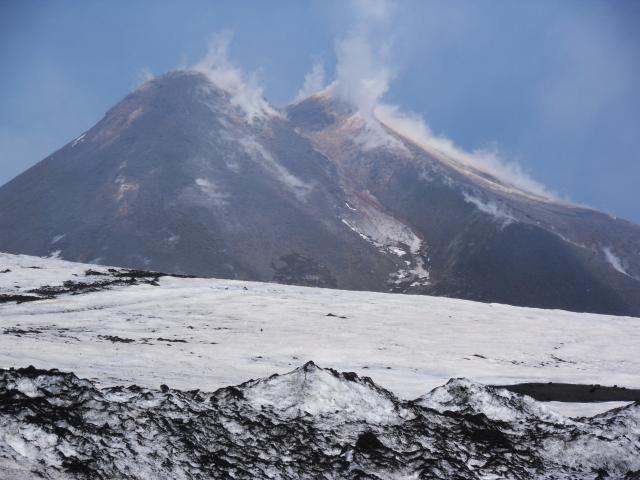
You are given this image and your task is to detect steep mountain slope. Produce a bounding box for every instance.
[287,92,640,315]
[0,71,401,290]
[0,70,639,314]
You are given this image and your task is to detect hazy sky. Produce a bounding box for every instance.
[1,0,639,222]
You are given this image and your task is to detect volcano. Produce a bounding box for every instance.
[1,70,639,315]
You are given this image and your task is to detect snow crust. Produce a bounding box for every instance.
[2,252,640,477]
[1,364,639,479]
[241,362,409,424]
[1,252,639,411]
[417,377,567,424]
[340,195,430,288]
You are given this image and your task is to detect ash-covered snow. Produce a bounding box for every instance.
[241,361,410,424]
[1,364,639,479]
[339,194,430,289]
[2,252,640,477]
[417,377,567,424]
[1,252,639,408]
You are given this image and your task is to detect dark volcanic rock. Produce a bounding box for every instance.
[288,92,640,315]
[0,364,638,479]
[0,71,395,293]
[1,70,639,315]
[498,382,640,403]
[0,294,42,304]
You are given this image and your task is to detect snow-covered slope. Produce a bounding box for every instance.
[2,252,640,478]
[1,252,639,402]
[1,363,639,479]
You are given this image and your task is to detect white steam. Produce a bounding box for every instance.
[331,0,394,149]
[294,62,327,102]
[193,32,277,123]
[315,0,556,199]
[139,67,154,83]
[133,68,155,90]
[375,104,556,199]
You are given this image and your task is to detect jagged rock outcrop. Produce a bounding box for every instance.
[1,363,639,479]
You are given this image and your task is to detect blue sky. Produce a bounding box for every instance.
[1,0,639,222]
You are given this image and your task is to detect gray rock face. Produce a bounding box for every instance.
[1,70,639,315]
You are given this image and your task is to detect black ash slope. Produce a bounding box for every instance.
[0,71,397,291]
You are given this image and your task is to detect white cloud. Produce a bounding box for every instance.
[193,32,277,123]
[294,62,327,101]
[132,68,155,91]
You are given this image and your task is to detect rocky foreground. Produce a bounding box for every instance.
[1,362,638,479]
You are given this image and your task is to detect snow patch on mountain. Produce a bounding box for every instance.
[463,192,517,228]
[389,259,430,288]
[194,177,230,206]
[603,246,631,277]
[113,175,139,202]
[341,205,421,255]
[340,197,430,289]
[239,136,313,200]
[50,234,66,245]
[71,133,86,147]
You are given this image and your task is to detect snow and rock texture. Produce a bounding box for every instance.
[0,71,398,296]
[287,90,640,316]
[0,72,639,315]
[2,252,640,409]
[1,363,639,480]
